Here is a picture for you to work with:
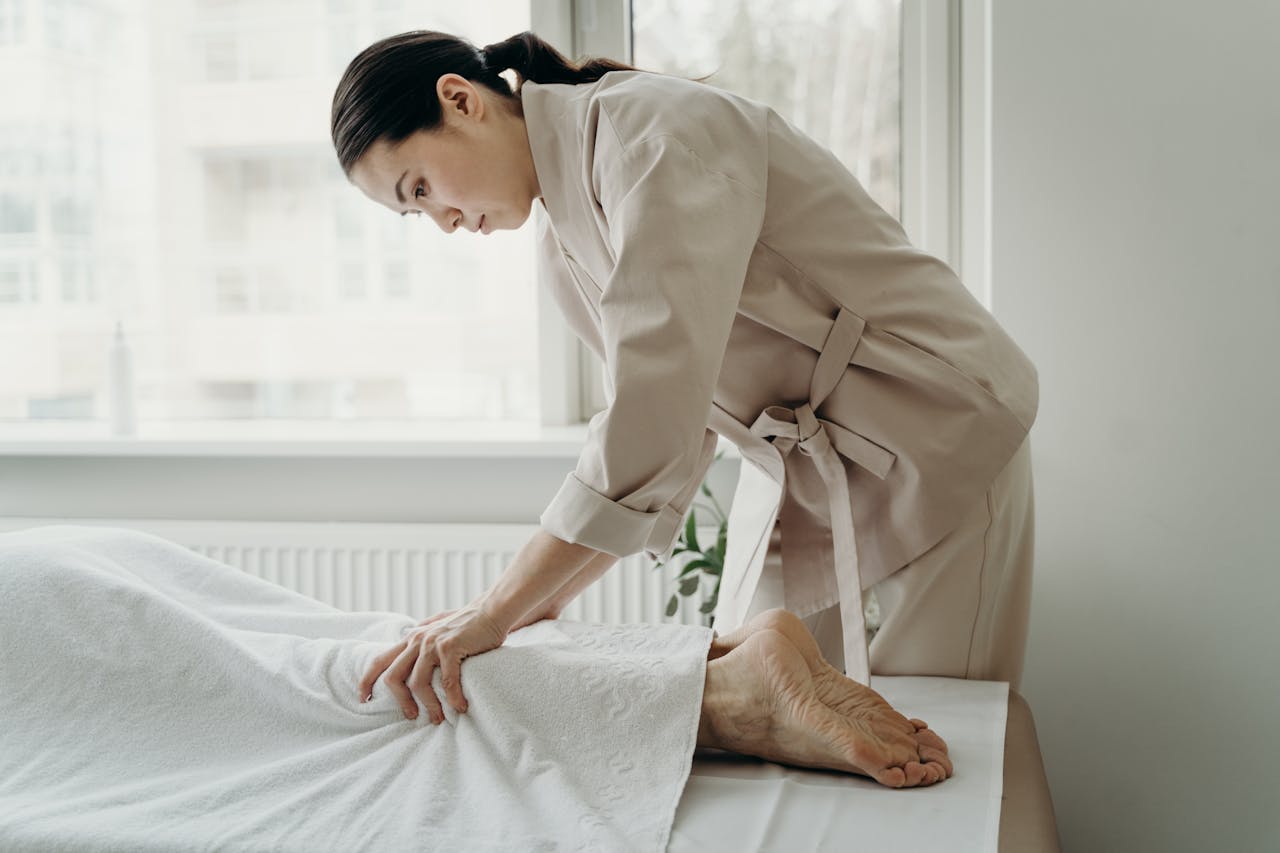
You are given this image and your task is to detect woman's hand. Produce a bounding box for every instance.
[358,601,508,723]
[407,597,560,638]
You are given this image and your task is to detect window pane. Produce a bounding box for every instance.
[0,0,539,425]
[631,0,901,219]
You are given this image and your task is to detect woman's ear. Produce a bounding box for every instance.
[437,74,484,122]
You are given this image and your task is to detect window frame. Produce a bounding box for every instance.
[566,0,983,421]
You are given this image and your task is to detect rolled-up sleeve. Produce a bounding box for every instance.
[538,129,765,561]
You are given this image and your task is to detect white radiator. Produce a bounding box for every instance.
[0,518,716,627]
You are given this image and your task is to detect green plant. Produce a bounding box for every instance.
[652,451,729,626]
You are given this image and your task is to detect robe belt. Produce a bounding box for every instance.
[745,307,889,685]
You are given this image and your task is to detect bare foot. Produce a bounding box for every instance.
[733,609,952,774]
[699,612,953,788]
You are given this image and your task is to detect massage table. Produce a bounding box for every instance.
[671,687,1062,852]
[995,691,1063,852]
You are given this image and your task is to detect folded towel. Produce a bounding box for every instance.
[0,524,713,853]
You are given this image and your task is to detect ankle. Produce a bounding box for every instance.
[696,657,743,749]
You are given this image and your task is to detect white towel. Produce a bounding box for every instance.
[0,525,712,853]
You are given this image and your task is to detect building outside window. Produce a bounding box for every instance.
[0,0,902,430]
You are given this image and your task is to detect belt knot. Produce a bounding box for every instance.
[793,402,829,458]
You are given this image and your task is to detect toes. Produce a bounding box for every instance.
[877,766,906,788]
[903,760,930,787]
[915,727,945,748]
[921,722,952,763]
[920,746,953,776]
[909,717,929,730]
[920,761,944,785]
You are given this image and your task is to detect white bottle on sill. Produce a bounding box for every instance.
[107,319,137,437]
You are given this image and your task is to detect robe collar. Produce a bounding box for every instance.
[520,79,584,244]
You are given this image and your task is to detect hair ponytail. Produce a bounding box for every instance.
[480,31,642,88]
[331,29,714,177]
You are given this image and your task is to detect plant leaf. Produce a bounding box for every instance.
[665,594,679,617]
[701,584,721,612]
[699,598,717,613]
[684,509,701,553]
[678,558,714,577]
[679,575,700,596]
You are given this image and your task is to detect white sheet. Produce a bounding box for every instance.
[0,525,712,853]
[0,523,1008,853]
[670,675,1009,853]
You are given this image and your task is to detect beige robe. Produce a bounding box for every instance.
[522,71,1038,684]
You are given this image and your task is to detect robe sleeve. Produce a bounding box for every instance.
[538,132,765,561]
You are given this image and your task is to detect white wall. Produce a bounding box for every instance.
[991,1,1280,850]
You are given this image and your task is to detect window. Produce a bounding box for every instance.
[632,0,901,219]
[3,0,958,434]
[0,0,539,425]
[571,0,906,414]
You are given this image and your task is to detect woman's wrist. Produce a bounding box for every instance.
[480,529,599,632]
[505,597,564,632]
[477,589,522,635]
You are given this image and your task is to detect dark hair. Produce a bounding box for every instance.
[330,29,714,178]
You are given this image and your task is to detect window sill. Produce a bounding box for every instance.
[0,419,743,460]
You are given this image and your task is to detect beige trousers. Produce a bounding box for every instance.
[777,434,1036,690]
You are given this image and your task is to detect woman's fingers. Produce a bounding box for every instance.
[416,610,455,627]
[381,640,432,721]
[358,633,448,724]
[404,641,446,724]
[357,641,407,703]
[437,638,468,714]
[360,607,504,720]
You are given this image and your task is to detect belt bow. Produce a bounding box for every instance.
[744,308,889,685]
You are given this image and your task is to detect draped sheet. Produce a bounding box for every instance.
[0,525,712,853]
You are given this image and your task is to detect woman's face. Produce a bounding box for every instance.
[348,74,542,235]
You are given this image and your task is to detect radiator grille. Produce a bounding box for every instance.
[0,519,714,626]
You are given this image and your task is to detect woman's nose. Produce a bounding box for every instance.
[433,207,462,233]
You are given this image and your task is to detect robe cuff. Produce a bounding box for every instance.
[539,471,687,561]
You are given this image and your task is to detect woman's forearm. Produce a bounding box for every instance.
[479,529,601,631]
[542,550,620,615]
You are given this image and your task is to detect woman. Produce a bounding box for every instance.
[330,30,1037,728]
